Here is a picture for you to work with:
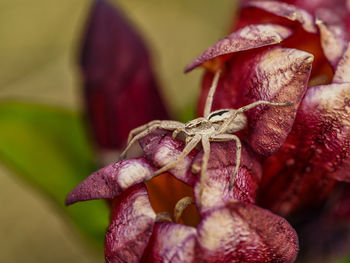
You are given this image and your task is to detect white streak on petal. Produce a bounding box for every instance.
[117,161,153,189]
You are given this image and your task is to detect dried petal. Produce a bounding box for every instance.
[259,82,350,215]
[81,0,168,150]
[141,223,197,263]
[315,8,348,68]
[66,158,154,205]
[245,1,317,33]
[192,141,261,213]
[139,130,197,185]
[105,184,156,263]
[199,47,313,157]
[298,83,350,181]
[333,43,350,83]
[185,24,292,72]
[196,201,298,263]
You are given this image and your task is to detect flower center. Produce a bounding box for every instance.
[145,173,201,227]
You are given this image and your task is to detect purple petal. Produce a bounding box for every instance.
[333,43,350,83]
[298,83,350,182]
[315,8,349,68]
[66,158,154,205]
[105,184,156,263]
[259,82,350,215]
[245,1,317,33]
[199,47,313,157]
[192,141,261,213]
[196,201,298,263]
[81,0,168,150]
[185,24,292,72]
[141,222,197,263]
[139,130,197,185]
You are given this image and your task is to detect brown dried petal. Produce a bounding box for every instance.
[196,201,298,263]
[105,184,156,263]
[200,47,313,157]
[66,158,154,205]
[245,1,317,33]
[185,24,292,72]
[139,130,197,185]
[333,43,350,83]
[192,141,261,213]
[141,223,197,263]
[315,8,349,68]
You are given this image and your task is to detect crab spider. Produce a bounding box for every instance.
[120,69,292,203]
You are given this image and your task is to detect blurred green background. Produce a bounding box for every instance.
[0,0,235,262]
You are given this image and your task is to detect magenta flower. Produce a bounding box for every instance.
[67,0,350,262]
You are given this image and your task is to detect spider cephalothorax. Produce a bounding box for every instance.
[120,70,292,202]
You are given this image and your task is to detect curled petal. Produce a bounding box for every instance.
[245,1,317,33]
[333,43,350,83]
[192,141,261,213]
[66,158,154,205]
[105,184,156,263]
[141,223,197,263]
[81,0,168,150]
[185,24,292,72]
[196,201,298,263]
[139,130,197,185]
[315,8,349,68]
[298,83,350,181]
[200,47,313,157]
[259,82,350,215]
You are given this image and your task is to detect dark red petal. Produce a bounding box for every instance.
[105,184,156,263]
[141,222,197,263]
[196,201,298,263]
[259,82,350,216]
[299,83,350,182]
[65,158,154,205]
[282,0,350,34]
[244,1,317,33]
[333,43,350,83]
[81,0,168,150]
[192,141,261,213]
[139,130,197,185]
[185,24,292,72]
[199,47,313,157]
[332,184,350,220]
[315,8,349,68]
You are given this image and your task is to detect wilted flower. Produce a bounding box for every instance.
[186,0,350,217]
[67,0,350,262]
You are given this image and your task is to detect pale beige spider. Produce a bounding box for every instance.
[120,69,292,200]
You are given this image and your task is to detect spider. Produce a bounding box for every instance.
[120,69,292,201]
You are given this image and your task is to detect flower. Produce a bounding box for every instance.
[187,0,350,217]
[67,0,350,262]
[66,131,298,262]
[80,0,168,157]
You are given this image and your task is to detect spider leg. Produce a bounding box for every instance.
[120,120,185,159]
[198,134,210,208]
[211,134,242,189]
[126,120,161,145]
[148,134,201,180]
[172,127,187,140]
[204,68,222,118]
[237,100,293,113]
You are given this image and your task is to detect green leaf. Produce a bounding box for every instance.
[0,101,108,247]
[336,257,350,263]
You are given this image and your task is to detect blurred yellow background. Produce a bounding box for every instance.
[0,0,236,262]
